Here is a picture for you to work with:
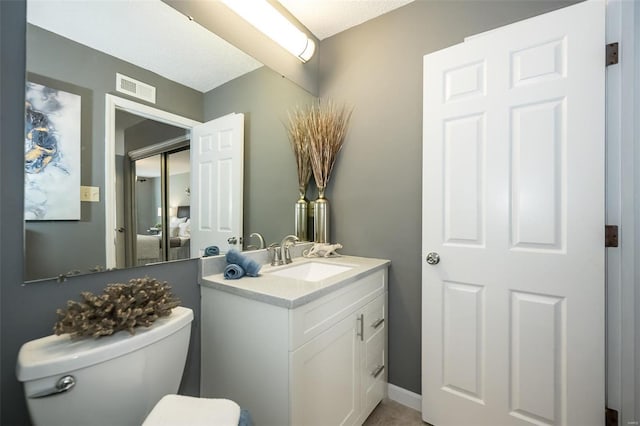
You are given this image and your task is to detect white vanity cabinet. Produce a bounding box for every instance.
[200,260,388,426]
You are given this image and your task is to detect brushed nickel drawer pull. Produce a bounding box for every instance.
[356,314,364,341]
[371,318,385,329]
[372,365,385,378]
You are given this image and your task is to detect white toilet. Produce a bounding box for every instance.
[16,306,241,426]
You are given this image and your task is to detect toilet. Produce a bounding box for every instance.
[16,306,242,426]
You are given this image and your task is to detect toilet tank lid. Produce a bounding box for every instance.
[16,306,193,382]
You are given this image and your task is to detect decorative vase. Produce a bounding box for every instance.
[314,187,329,243]
[294,188,308,241]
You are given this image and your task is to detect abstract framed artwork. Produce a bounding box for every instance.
[24,81,81,220]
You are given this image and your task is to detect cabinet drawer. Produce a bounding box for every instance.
[364,328,386,412]
[362,292,385,341]
[289,269,386,350]
[365,326,385,378]
[364,294,386,387]
[362,294,386,419]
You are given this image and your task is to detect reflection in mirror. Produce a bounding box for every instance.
[24,0,317,282]
[134,155,163,265]
[113,106,194,271]
[166,150,192,262]
[129,147,191,267]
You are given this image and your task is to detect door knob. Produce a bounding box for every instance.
[426,252,440,265]
[116,227,125,233]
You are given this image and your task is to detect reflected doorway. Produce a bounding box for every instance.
[130,148,191,267]
[114,109,191,268]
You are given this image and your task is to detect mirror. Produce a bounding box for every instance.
[24,0,317,282]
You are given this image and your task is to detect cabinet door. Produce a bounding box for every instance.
[291,313,362,426]
[362,294,387,419]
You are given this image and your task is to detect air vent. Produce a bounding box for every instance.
[116,73,156,104]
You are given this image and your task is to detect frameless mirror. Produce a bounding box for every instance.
[24,0,317,282]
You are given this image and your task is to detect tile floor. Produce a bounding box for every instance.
[363,399,429,426]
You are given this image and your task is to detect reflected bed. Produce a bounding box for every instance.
[136,205,190,265]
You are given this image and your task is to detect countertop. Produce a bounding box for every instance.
[200,255,390,309]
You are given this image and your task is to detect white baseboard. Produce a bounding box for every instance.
[387,383,422,412]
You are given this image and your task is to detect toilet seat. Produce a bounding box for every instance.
[143,394,241,426]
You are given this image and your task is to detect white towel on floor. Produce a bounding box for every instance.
[142,394,241,426]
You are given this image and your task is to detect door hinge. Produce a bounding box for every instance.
[605,225,618,248]
[605,407,618,426]
[606,42,619,66]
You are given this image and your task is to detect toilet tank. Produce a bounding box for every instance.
[16,306,193,426]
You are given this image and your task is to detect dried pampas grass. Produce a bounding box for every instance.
[307,100,352,194]
[286,107,313,194]
[286,99,353,196]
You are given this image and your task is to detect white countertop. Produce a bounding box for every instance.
[200,255,390,309]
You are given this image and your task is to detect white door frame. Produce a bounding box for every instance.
[605,0,638,424]
[104,95,201,269]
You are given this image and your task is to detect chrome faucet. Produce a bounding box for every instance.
[280,235,299,264]
[249,232,266,249]
[268,243,282,266]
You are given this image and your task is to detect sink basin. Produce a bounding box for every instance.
[268,261,353,282]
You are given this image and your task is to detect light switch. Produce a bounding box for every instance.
[80,186,100,202]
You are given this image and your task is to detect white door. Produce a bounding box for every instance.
[191,113,244,256]
[422,2,605,425]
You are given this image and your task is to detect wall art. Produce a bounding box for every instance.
[24,81,81,220]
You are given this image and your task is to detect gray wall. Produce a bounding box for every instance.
[0,0,27,419]
[124,119,188,153]
[204,66,316,247]
[1,1,26,424]
[634,1,640,420]
[317,0,577,394]
[24,25,202,281]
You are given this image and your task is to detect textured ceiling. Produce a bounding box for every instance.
[27,0,415,93]
[280,0,415,40]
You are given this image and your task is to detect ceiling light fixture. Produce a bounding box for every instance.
[222,0,315,63]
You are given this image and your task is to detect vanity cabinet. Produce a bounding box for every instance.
[200,264,388,426]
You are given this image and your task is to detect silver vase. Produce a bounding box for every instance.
[294,195,308,241]
[314,189,329,243]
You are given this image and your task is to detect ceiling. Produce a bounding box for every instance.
[27,0,414,93]
[279,0,414,41]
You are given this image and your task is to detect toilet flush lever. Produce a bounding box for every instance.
[29,375,76,399]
